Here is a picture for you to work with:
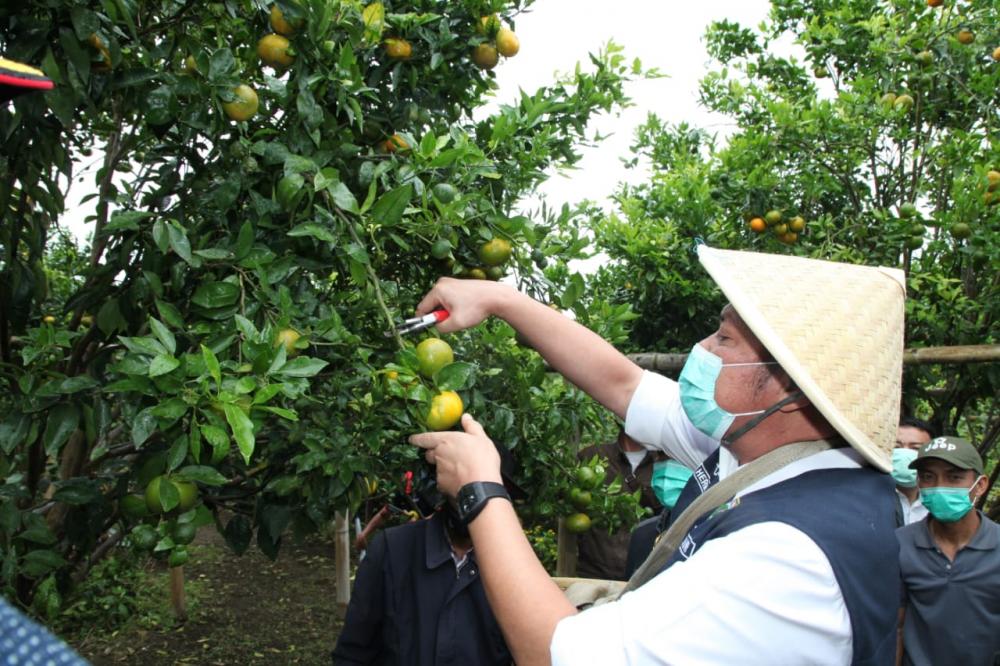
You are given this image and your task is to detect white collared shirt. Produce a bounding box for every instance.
[896,488,928,524]
[550,371,854,665]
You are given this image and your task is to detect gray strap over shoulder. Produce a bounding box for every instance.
[617,439,835,598]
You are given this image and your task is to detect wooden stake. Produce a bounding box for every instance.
[555,517,577,577]
[169,566,186,621]
[334,511,351,619]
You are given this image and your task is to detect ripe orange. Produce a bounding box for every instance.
[270,5,302,36]
[788,216,806,232]
[565,513,592,534]
[779,232,798,244]
[275,328,301,355]
[496,28,520,57]
[472,43,499,70]
[956,29,974,45]
[426,390,463,431]
[415,337,454,378]
[927,0,943,6]
[993,47,1000,62]
[258,33,294,68]
[478,238,512,266]
[384,38,412,60]
[749,218,767,233]
[222,85,259,121]
[986,170,999,191]
[382,133,409,153]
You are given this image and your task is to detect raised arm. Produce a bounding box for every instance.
[416,278,642,418]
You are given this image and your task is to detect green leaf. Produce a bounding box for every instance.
[223,514,252,555]
[287,222,337,242]
[0,413,31,455]
[235,221,254,260]
[157,478,179,512]
[199,424,229,460]
[167,222,196,266]
[191,281,240,309]
[166,436,188,472]
[434,362,477,391]
[148,317,176,355]
[132,408,157,446]
[327,181,359,214]
[21,550,67,577]
[43,404,79,456]
[252,384,282,405]
[52,479,102,506]
[274,357,328,378]
[151,398,188,421]
[256,406,298,421]
[149,354,180,377]
[155,299,185,329]
[201,345,221,390]
[176,465,228,486]
[57,376,100,393]
[103,209,153,233]
[223,404,256,464]
[368,184,413,227]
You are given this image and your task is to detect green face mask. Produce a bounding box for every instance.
[920,477,982,523]
[652,460,693,509]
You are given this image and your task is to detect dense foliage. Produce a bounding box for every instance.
[0,0,648,612]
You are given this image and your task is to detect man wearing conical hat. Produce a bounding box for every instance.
[411,245,903,665]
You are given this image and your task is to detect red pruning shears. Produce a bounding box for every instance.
[386,309,449,337]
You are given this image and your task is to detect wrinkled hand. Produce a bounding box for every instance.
[410,414,502,497]
[414,277,511,334]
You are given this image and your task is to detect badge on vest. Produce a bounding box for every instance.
[694,466,712,491]
[679,534,697,559]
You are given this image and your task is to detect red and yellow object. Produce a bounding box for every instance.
[0,57,54,102]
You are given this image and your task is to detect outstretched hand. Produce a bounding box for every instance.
[414,277,510,335]
[410,414,502,497]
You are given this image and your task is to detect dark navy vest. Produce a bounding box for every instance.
[662,447,899,666]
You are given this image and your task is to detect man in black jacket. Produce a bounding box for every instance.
[331,508,511,666]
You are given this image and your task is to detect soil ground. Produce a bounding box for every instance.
[71,528,344,665]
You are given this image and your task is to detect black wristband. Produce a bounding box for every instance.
[456,481,510,526]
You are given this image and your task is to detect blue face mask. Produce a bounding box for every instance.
[891,448,919,488]
[678,344,778,440]
[652,460,693,509]
[920,477,982,523]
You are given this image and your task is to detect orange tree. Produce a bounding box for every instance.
[0,0,650,612]
[586,0,999,502]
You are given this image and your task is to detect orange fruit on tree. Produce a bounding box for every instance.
[384,37,412,60]
[471,43,499,70]
[949,222,971,239]
[779,232,798,244]
[416,338,454,378]
[986,170,1000,191]
[183,55,198,75]
[222,84,259,121]
[956,29,974,45]
[749,217,767,233]
[788,216,806,232]
[466,267,488,280]
[565,512,592,534]
[275,328,301,355]
[926,0,943,6]
[993,47,1000,62]
[496,28,520,57]
[258,33,294,68]
[894,94,914,111]
[270,5,302,36]
[42,315,56,324]
[382,133,409,153]
[426,390,463,431]
[145,476,199,514]
[772,223,788,235]
[764,209,782,225]
[478,238,512,266]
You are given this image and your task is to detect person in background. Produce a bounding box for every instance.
[896,436,1000,666]
[893,416,935,525]
[624,457,693,578]
[575,429,663,580]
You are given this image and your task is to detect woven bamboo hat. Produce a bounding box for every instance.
[697,245,905,472]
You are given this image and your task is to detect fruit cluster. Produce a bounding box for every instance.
[471,14,520,71]
[747,209,806,244]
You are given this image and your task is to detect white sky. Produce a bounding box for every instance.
[63,0,776,243]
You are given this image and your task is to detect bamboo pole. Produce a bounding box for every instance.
[169,566,186,620]
[334,511,351,619]
[627,344,1000,373]
[555,518,577,577]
